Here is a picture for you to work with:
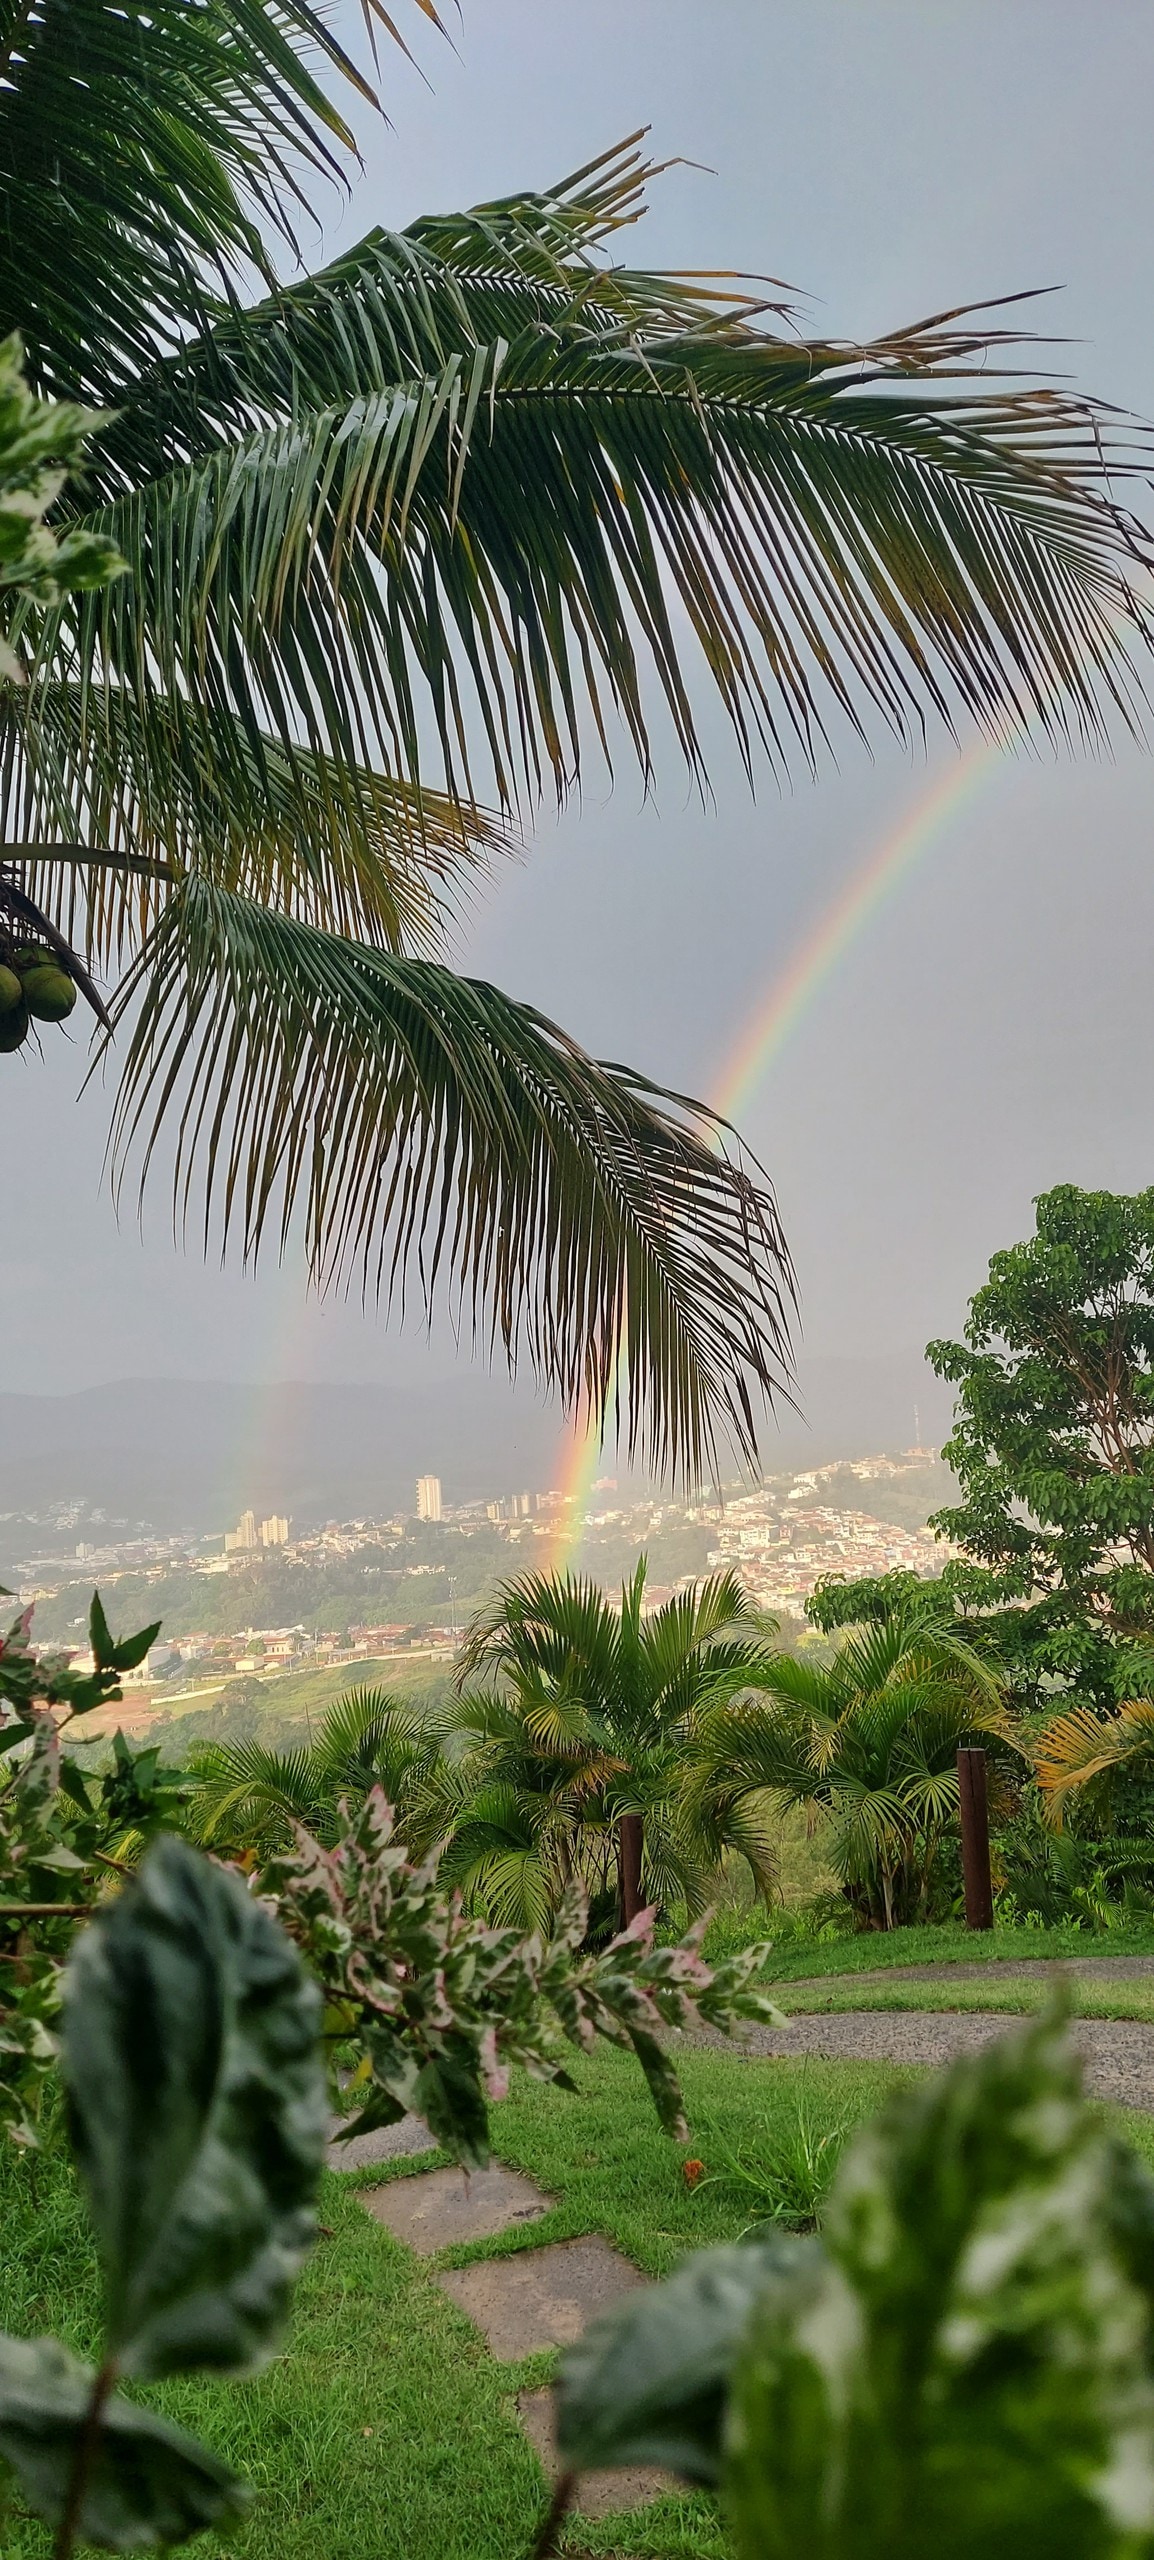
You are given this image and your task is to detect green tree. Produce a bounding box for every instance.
[695,1610,1011,1930]
[2,10,1153,1476]
[928,1185,1154,1711]
[444,1560,777,1934]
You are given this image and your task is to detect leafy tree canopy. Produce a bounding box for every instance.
[927,1184,1154,1709]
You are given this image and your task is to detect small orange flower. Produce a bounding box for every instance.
[682,2156,706,2189]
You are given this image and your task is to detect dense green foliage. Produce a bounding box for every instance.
[804,1189,1154,1928]
[446,1560,779,1933]
[0,1595,186,2142]
[694,1610,1010,1929]
[187,1686,449,1859]
[928,1185,1154,1707]
[0,333,122,674]
[0,1837,326,2553]
[269,1784,782,2169]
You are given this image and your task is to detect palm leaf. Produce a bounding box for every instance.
[0,686,514,967]
[0,0,436,405]
[44,291,1154,839]
[1034,1697,1154,1824]
[187,1737,322,1844]
[103,882,793,1479]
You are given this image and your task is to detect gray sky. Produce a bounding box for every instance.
[4,0,1154,1462]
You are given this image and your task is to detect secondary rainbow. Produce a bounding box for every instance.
[543,734,1010,1561]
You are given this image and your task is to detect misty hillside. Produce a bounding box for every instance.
[0,1350,956,1536]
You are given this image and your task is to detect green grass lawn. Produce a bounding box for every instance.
[775,1973,1154,2019]
[705,1915,1154,1982]
[0,2049,906,2560]
[6,2038,1154,2560]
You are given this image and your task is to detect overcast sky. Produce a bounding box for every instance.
[4,0,1154,1467]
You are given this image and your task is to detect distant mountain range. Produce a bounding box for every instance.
[0,1351,956,1537]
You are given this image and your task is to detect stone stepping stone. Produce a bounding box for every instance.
[437,2233,645,2360]
[326,2113,438,2171]
[516,2386,673,2516]
[364,2162,549,2254]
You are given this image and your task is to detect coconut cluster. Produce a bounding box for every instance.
[0,940,78,1052]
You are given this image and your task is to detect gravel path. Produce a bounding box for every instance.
[711,2009,1154,2111]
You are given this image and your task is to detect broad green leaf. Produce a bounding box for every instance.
[88,1592,116,1674]
[726,2008,1154,2560]
[557,2231,809,2485]
[109,1621,162,1675]
[62,1836,325,2380]
[0,2334,246,2549]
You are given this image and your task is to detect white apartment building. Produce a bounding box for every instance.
[416,1474,443,1522]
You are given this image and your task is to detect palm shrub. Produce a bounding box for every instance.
[993,1800,1154,1929]
[185,1684,450,1859]
[3,7,1154,1479]
[442,1559,777,1935]
[694,1610,1015,1930]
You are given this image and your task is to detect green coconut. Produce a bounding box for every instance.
[0,965,22,1015]
[0,1002,30,1052]
[12,943,52,973]
[22,964,77,1022]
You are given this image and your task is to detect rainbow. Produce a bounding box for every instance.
[542,734,1009,1562]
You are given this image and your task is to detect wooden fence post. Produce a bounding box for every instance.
[957,1745,994,1931]
[618,1814,644,1925]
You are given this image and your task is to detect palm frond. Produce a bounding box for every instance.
[1034,1697,1154,1825]
[104,883,793,1480]
[0,0,407,406]
[186,1736,321,1844]
[35,151,1152,832]
[0,689,514,970]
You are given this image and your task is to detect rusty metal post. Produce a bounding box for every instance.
[957,1746,994,1930]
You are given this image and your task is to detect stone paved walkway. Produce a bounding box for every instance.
[517,2384,673,2517]
[325,2114,437,2170]
[347,2151,664,2514]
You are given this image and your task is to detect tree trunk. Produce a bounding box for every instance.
[618,1814,644,1925]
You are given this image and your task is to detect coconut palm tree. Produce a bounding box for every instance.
[444,1558,777,1933]
[694,1611,1013,1929]
[2,2,1152,1478]
[186,1685,449,1858]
